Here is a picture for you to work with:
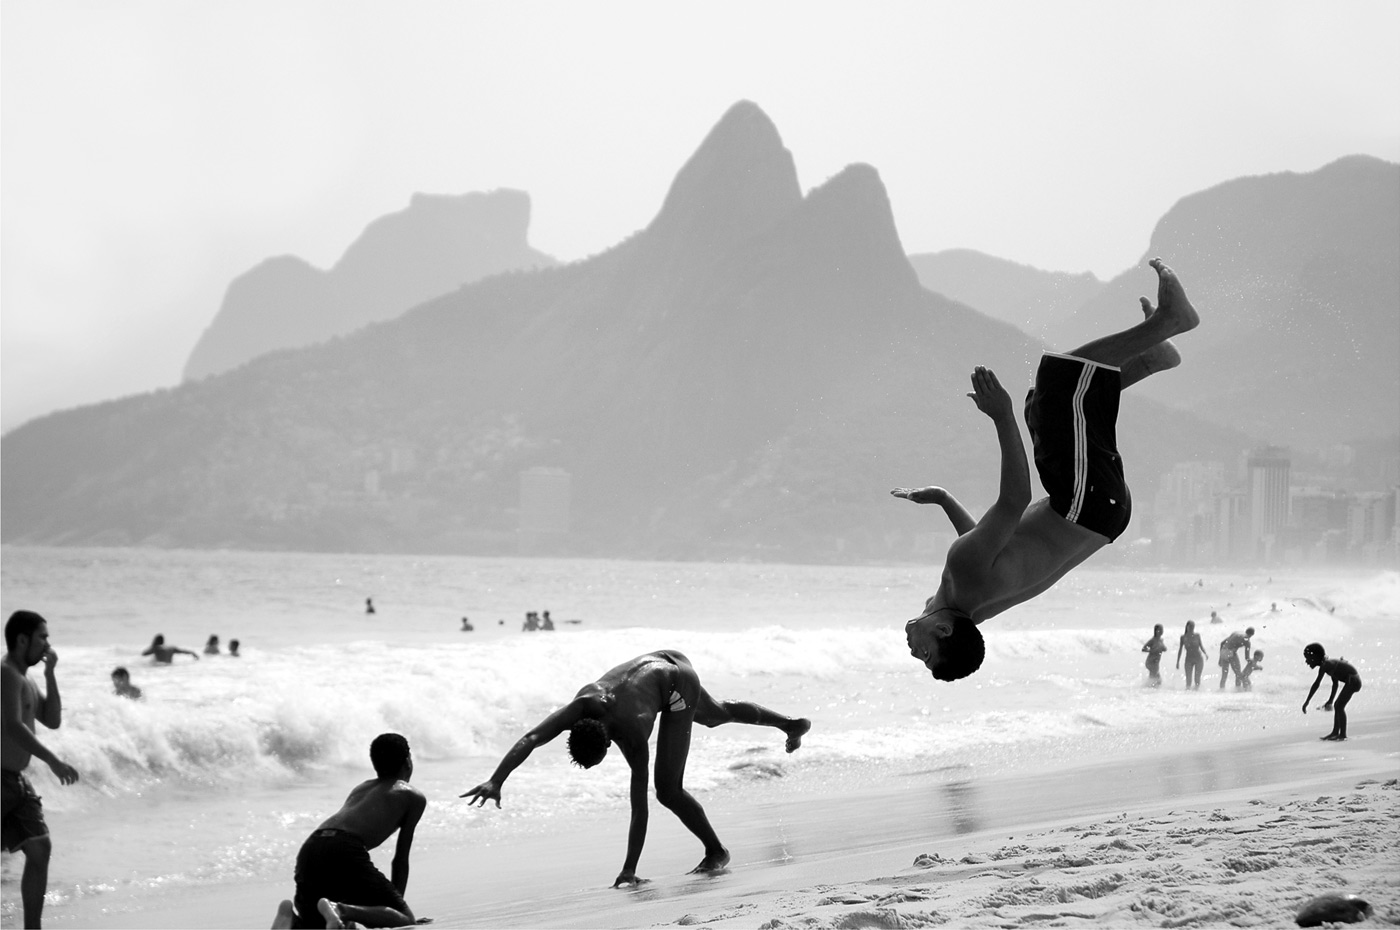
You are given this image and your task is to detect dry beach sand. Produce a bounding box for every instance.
[69,710,1399,930]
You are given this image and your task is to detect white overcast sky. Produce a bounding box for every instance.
[3,1,1398,433]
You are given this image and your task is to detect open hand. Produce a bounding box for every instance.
[460,781,502,808]
[966,366,1014,421]
[612,870,647,888]
[890,486,947,505]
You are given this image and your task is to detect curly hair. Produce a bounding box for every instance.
[370,732,411,778]
[567,718,610,768]
[930,614,986,682]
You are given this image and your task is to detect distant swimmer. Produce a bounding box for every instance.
[1176,620,1206,690]
[1217,628,1254,689]
[111,666,142,699]
[1141,624,1167,687]
[521,611,539,632]
[460,617,473,632]
[229,639,241,657]
[141,634,199,664]
[1301,643,1361,741]
[365,597,376,615]
[1209,610,1223,624]
[462,649,811,887]
[1239,650,1264,691]
[272,733,426,930]
[540,610,555,631]
[3,611,81,930]
[896,259,1200,681]
[204,634,221,655]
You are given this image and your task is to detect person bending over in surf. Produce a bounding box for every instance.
[895,258,1200,682]
[272,733,426,930]
[1301,643,1361,741]
[461,649,811,887]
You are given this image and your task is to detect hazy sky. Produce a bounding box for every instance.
[3,1,1398,434]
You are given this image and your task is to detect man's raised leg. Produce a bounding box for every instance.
[692,690,810,752]
[1068,259,1199,370]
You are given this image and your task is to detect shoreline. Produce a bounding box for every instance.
[43,710,1399,929]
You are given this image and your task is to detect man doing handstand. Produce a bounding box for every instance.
[461,650,810,887]
[895,258,1200,681]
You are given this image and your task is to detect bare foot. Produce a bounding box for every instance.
[1135,296,1181,372]
[783,718,811,753]
[271,900,295,930]
[690,847,731,873]
[318,899,345,930]
[1147,257,1200,336]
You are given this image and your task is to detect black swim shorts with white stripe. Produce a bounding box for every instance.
[1023,353,1132,542]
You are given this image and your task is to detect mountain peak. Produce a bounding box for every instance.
[645,101,803,256]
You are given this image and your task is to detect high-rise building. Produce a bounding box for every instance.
[1247,446,1290,560]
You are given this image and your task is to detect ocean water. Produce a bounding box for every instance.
[0,545,1395,926]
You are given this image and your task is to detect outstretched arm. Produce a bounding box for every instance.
[950,368,1031,563]
[889,486,976,535]
[461,699,589,806]
[1302,668,1325,712]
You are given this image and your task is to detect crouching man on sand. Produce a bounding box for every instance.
[272,733,427,929]
[461,649,811,887]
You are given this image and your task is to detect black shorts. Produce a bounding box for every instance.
[1,769,48,853]
[293,829,406,929]
[1024,353,1132,541]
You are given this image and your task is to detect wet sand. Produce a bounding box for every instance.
[69,710,1399,929]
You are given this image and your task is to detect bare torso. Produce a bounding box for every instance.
[575,650,695,755]
[317,777,425,849]
[942,498,1108,621]
[0,660,39,771]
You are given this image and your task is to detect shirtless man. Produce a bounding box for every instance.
[3,610,81,929]
[462,650,811,887]
[896,259,1199,681]
[1301,643,1361,741]
[272,733,426,930]
[141,634,200,664]
[1218,627,1254,689]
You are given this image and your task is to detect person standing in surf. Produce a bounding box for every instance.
[1176,620,1207,690]
[1141,624,1167,687]
[461,649,811,887]
[896,259,1200,681]
[3,610,81,930]
[1301,643,1361,741]
[272,733,426,930]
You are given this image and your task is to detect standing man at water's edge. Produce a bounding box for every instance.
[3,610,81,930]
[462,649,811,887]
[895,259,1200,681]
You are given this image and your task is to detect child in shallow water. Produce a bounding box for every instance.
[1239,650,1263,691]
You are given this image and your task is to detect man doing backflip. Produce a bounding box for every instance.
[896,258,1199,681]
[462,650,810,887]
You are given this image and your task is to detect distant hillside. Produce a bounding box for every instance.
[183,189,557,380]
[907,248,1104,343]
[1063,156,1400,449]
[2,102,1249,558]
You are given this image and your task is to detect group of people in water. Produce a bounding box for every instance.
[1142,619,1263,690]
[106,633,245,702]
[0,262,1374,929]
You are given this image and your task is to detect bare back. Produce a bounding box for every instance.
[317,777,425,850]
[578,650,695,753]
